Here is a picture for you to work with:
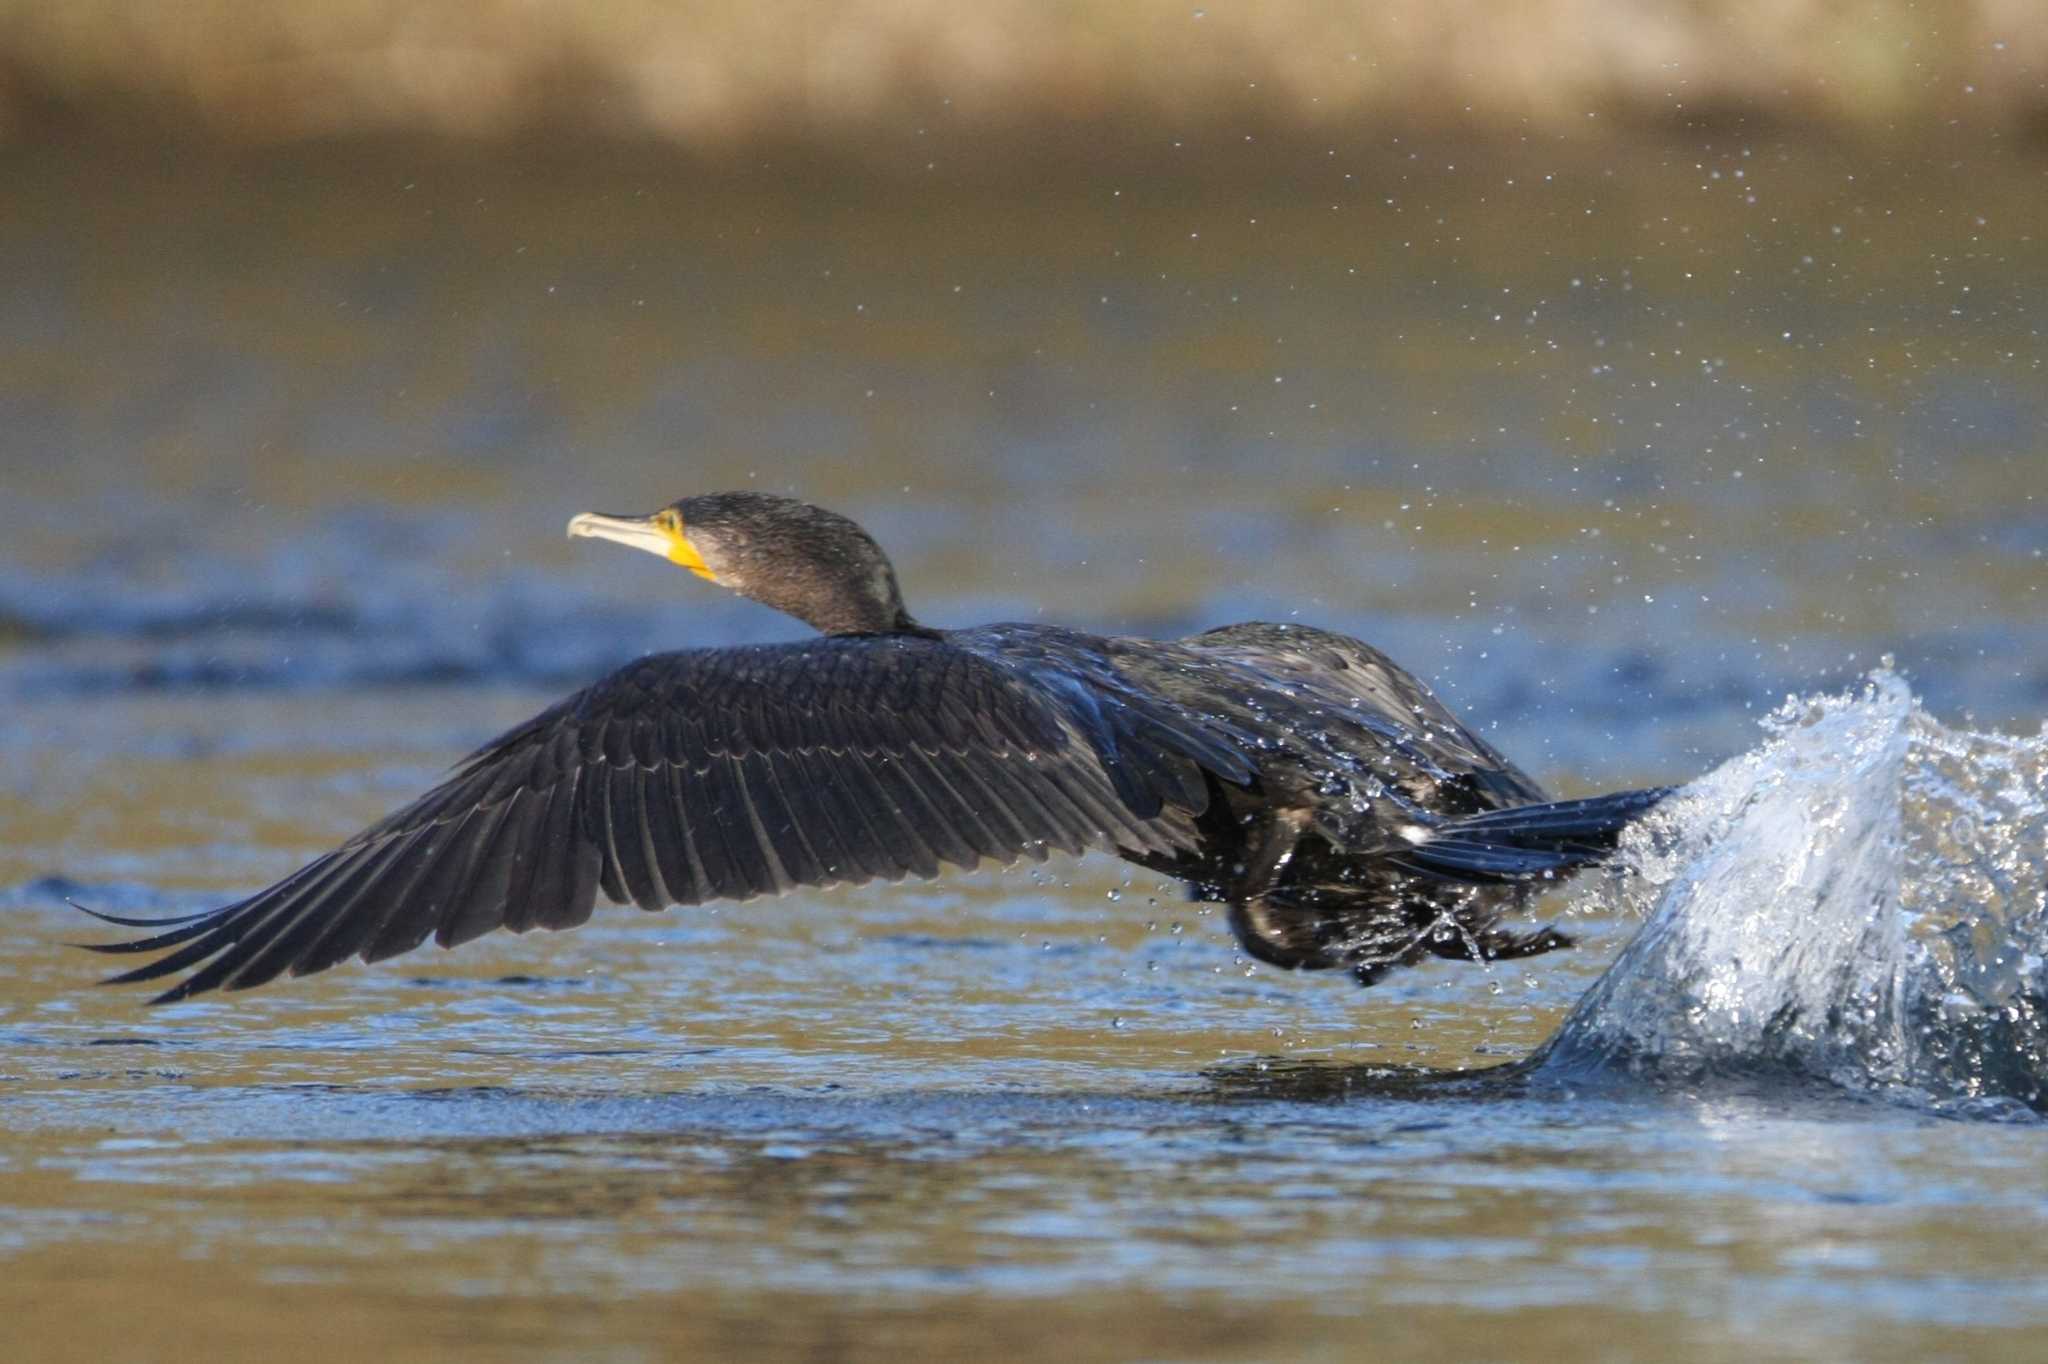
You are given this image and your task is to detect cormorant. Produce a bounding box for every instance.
[81,492,1670,1004]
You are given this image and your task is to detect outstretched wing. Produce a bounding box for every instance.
[85,633,1250,1002]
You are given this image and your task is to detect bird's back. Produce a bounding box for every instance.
[1093,620,1548,847]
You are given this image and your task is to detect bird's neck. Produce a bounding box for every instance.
[816,605,937,638]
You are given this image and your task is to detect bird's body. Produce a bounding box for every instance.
[85,493,1669,1003]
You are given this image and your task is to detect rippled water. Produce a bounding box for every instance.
[2,137,2046,1361]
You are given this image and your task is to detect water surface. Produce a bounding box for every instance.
[2,136,2045,1362]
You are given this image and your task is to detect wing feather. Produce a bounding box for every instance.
[88,631,1250,1001]
[845,746,946,880]
[727,754,799,895]
[776,745,884,882]
[509,768,585,931]
[291,834,448,976]
[739,750,830,887]
[602,760,666,912]
[695,751,777,897]
[365,806,503,963]
[233,835,423,983]
[438,789,533,948]
[636,759,706,906]
[230,836,423,989]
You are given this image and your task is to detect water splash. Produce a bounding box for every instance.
[1537,671,2048,1117]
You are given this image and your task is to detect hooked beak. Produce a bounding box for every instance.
[567,511,716,581]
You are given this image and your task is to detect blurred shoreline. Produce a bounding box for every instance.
[2,1,2043,160]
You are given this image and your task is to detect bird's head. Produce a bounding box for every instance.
[568,491,916,636]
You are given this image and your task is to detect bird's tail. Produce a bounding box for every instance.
[1387,786,1675,883]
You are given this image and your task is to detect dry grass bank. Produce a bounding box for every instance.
[1,0,2043,155]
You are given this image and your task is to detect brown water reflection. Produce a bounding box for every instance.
[11,1067,2048,1364]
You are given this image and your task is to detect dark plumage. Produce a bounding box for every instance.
[81,491,1670,1003]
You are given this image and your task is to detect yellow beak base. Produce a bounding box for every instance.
[666,533,716,581]
[567,511,719,584]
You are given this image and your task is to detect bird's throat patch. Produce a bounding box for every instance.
[668,528,717,581]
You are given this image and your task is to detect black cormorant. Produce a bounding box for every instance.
[82,492,1671,1003]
